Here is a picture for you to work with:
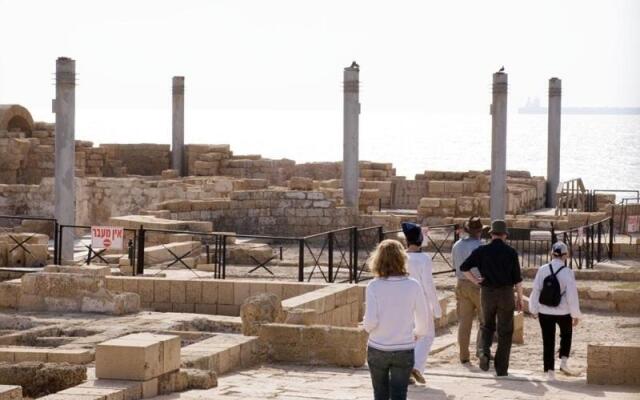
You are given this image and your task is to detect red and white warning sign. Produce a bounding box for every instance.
[91,226,124,250]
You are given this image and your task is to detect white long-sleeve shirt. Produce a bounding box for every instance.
[363,276,429,351]
[406,252,442,338]
[529,258,582,318]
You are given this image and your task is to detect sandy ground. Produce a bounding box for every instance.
[429,311,640,378]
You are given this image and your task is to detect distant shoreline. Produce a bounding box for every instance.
[518,106,640,115]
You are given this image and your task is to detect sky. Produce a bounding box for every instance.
[0,0,639,138]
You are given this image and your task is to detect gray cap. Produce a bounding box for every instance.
[552,242,569,256]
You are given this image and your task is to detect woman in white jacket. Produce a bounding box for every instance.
[529,242,581,381]
[364,239,429,400]
[402,222,442,385]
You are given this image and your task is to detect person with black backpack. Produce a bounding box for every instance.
[529,242,582,381]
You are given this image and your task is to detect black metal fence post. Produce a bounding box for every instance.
[58,226,64,265]
[53,221,59,265]
[352,227,359,283]
[453,224,460,244]
[298,239,305,282]
[377,226,384,244]
[136,226,145,275]
[222,234,227,279]
[328,232,334,283]
[608,218,614,260]
[597,222,602,262]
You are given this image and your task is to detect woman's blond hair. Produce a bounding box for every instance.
[369,239,408,278]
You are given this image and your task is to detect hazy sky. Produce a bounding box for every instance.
[1,0,639,120]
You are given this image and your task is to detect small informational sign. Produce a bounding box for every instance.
[91,226,124,250]
[627,216,640,233]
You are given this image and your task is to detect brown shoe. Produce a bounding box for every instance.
[411,368,426,384]
[408,376,416,385]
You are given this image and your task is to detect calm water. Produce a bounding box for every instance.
[33,107,640,192]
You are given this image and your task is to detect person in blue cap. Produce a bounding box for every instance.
[402,222,442,385]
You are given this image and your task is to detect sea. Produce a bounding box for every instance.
[33,108,640,195]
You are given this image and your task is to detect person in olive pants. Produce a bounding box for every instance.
[460,220,524,376]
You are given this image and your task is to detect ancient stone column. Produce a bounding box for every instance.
[172,76,185,176]
[490,72,508,220]
[547,77,562,208]
[343,63,360,209]
[54,57,76,262]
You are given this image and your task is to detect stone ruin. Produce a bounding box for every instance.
[0,101,638,398]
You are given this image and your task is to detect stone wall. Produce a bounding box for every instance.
[100,144,170,176]
[281,284,364,327]
[258,323,367,367]
[587,343,640,385]
[0,271,140,315]
[415,170,547,224]
[106,277,326,316]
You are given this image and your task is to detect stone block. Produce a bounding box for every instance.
[185,281,202,304]
[233,281,250,305]
[170,280,186,303]
[201,281,219,304]
[512,311,524,344]
[47,349,93,364]
[141,377,158,398]
[154,280,171,303]
[95,333,180,381]
[137,279,155,303]
[0,385,21,400]
[24,244,48,267]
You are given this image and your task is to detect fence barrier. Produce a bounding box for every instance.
[0,215,618,276]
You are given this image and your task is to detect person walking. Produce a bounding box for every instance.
[459,220,523,376]
[529,242,581,381]
[401,222,442,384]
[451,216,485,365]
[364,239,429,400]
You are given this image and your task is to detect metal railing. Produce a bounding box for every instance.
[555,178,587,216]
[383,224,460,275]
[0,215,619,276]
[0,215,59,266]
[56,224,138,272]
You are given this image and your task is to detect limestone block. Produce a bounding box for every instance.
[161,169,179,179]
[288,177,314,191]
[0,244,6,268]
[227,243,273,265]
[240,293,285,335]
[0,385,21,400]
[284,308,318,325]
[512,311,524,344]
[0,282,21,309]
[7,248,24,268]
[43,264,111,276]
[419,197,440,208]
[96,333,181,381]
[22,244,47,267]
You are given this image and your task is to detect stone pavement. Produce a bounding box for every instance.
[152,363,639,399]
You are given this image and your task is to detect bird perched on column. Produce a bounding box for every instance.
[498,66,505,73]
[350,61,360,69]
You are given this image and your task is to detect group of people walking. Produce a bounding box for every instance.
[363,217,582,400]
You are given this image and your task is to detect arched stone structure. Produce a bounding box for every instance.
[0,104,34,136]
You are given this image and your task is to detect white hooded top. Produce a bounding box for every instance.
[529,258,582,318]
[406,251,442,337]
[363,276,429,351]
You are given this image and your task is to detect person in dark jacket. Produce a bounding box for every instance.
[460,220,523,377]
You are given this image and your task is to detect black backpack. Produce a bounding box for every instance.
[538,264,566,307]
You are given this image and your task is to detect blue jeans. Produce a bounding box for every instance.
[367,346,414,400]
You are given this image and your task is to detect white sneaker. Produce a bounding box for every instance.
[547,370,556,381]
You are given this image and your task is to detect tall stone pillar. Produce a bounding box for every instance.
[343,63,360,209]
[490,72,508,221]
[546,77,562,207]
[172,76,185,176]
[54,57,76,262]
